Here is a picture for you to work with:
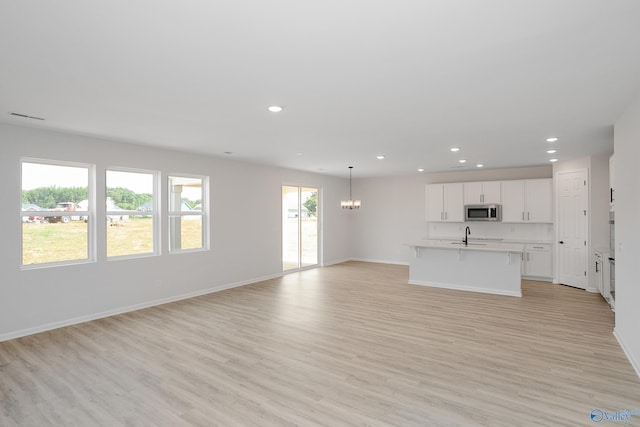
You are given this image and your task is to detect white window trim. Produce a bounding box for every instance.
[168,173,209,254]
[20,158,96,269]
[105,167,161,261]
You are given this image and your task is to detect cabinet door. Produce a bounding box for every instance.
[481,181,501,204]
[426,184,444,221]
[526,179,552,223]
[524,245,553,278]
[595,256,603,295]
[463,182,482,205]
[444,183,464,222]
[609,155,615,211]
[501,180,526,222]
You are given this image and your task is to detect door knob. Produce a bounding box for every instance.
[559,241,564,244]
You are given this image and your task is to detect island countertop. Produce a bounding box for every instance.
[407,239,523,297]
[408,239,524,254]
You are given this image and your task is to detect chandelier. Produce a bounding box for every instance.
[341,166,361,209]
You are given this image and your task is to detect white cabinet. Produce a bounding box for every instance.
[609,155,615,212]
[501,179,552,223]
[463,181,501,205]
[527,179,553,223]
[523,244,553,279]
[594,250,613,306]
[594,251,604,295]
[501,180,526,222]
[426,183,464,222]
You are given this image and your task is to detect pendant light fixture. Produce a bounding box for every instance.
[341,166,361,209]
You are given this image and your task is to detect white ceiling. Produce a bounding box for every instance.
[2,1,639,177]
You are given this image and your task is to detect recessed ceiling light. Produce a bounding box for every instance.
[546,137,559,142]
[450,147,460,152]
[376,155,385,160]
[546,149,557,154]
[476,164,484,168]
[549,158,559,163]
[268,105,283,112]
[418,168,424,172]
[459,159,467,163]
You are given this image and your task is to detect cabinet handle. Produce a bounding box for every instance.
[521,252,524,261]
[527,212,530,220]
[481,194,484,203]
[522,212,525,220]
[611,188,614,203]
[532,246,544,249]
[595,261,599,273]
[445,212,448,220]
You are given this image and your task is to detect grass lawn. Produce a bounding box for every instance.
[22,217,203,265]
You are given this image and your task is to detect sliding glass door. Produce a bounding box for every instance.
[282,186,318,271]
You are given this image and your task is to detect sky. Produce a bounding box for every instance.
[21,163,202,199]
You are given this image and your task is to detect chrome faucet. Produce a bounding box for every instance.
[464,226,471,246]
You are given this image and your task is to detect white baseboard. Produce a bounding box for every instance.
[409,279,522,298]
[322,258,352,267]
[0,272,285,343]
[614,328,640,380]
[522,276,553,283]
[350,257,409,266]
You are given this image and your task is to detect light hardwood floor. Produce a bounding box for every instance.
[1,261,639,426]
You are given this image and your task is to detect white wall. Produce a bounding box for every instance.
[0,123,351,340]
[351,166,552,264]
[613,91,640,378]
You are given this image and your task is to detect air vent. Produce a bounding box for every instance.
[10,112,45,121]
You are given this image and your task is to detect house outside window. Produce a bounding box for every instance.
[21,159,94,267]
[168,175,208,252]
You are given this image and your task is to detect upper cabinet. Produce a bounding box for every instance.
[426,178,552,224]
[463,181,501,205]
[501,179,553,223]
[426,183,464,222]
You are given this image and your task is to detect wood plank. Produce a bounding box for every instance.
[1,261,639,426]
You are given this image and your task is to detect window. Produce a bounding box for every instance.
[106,169,158,258]
[21,160,93,267]
[168,175,208,252]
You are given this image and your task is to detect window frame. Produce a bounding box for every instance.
[20,158,96,269]
[105,167,160,261]
[167,173,209,254]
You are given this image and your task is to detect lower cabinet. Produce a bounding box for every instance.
[522,244,553,280]
[594,250,613,307]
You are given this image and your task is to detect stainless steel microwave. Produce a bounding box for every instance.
[465,204,502,221]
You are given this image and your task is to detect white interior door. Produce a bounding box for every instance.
[556,170,588,289]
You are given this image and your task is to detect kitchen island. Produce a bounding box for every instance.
[408,240,524,297]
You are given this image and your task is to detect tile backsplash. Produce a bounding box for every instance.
[427,222,554,242]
